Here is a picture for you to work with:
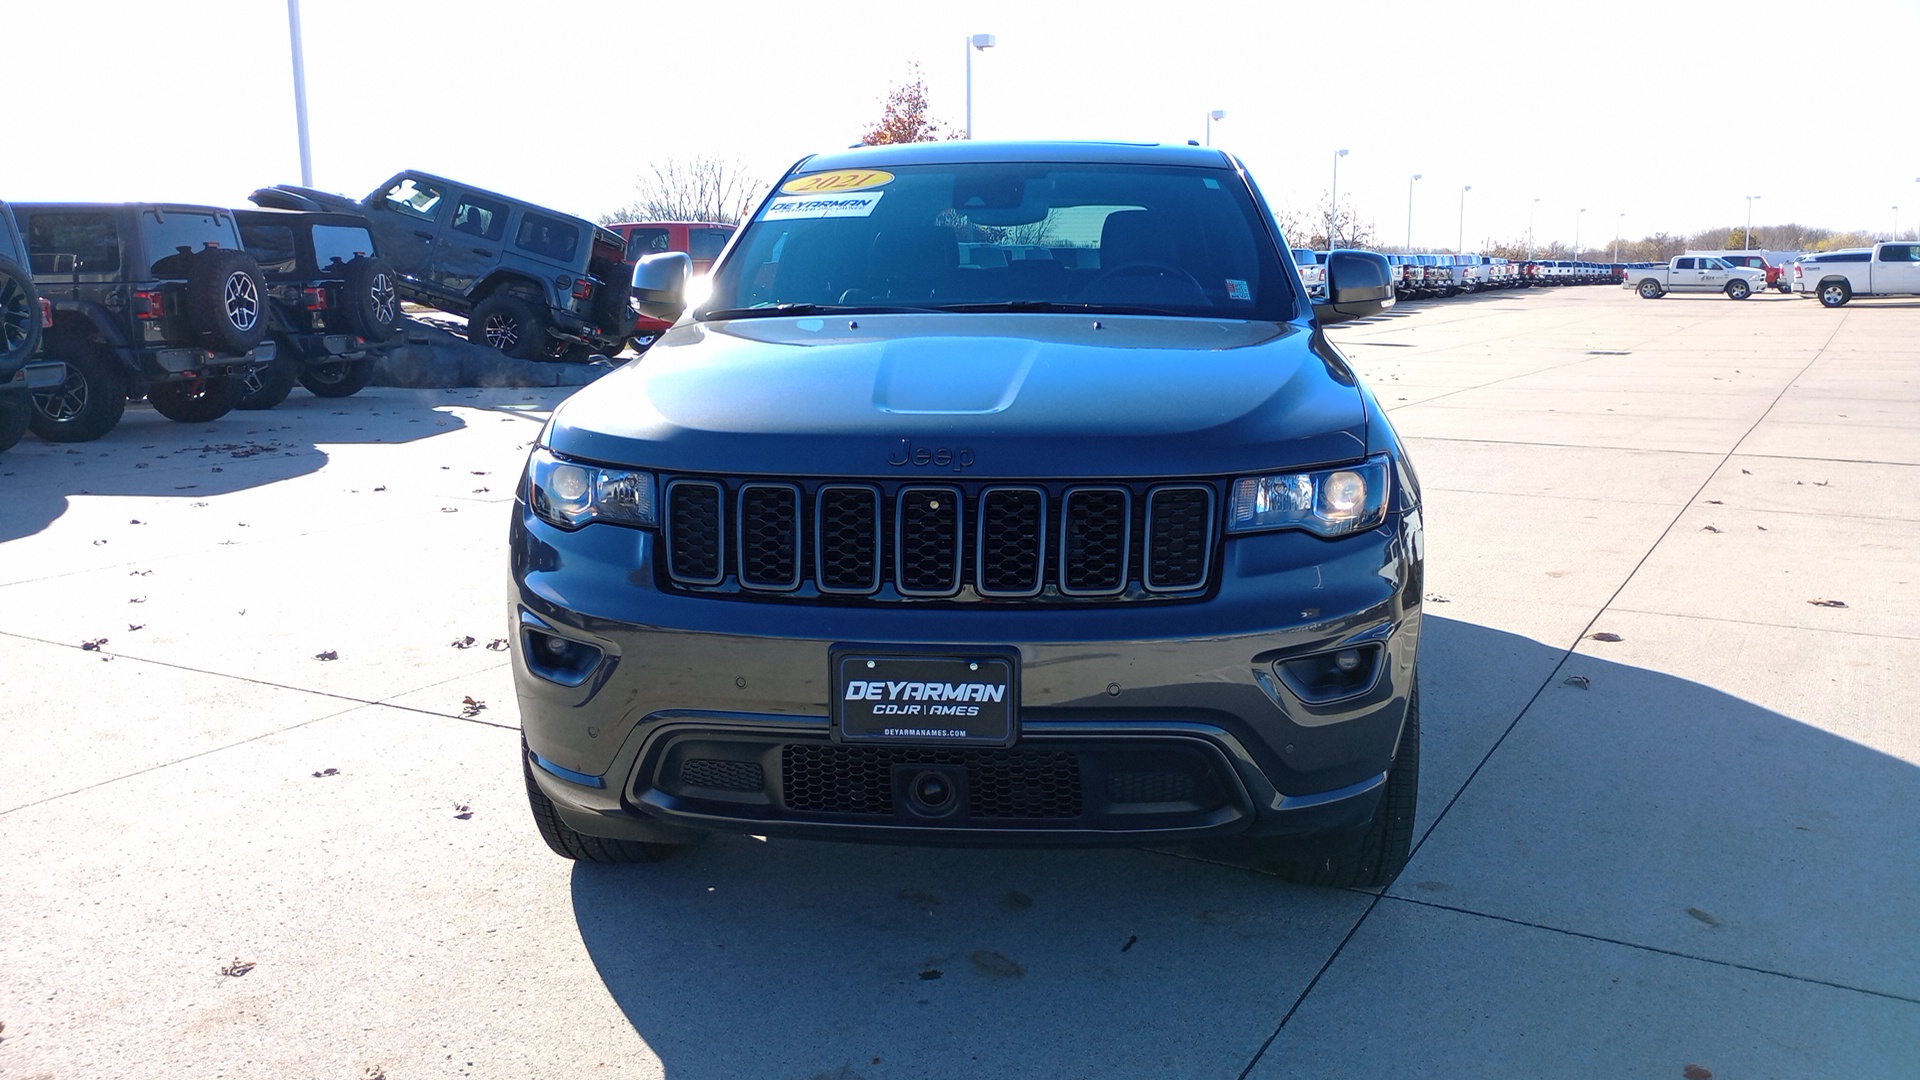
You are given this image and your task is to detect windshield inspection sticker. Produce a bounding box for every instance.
[781,169,895,194]
[761,191,886,221]
[1226,278,1251,300]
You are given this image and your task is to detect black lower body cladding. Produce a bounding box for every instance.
[509,493,1425,880]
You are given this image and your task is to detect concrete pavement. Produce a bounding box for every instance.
[1,287,1914,1078]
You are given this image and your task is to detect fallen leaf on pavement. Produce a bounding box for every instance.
[1684,1065,1713,1079]
[81,638,108,651]
[1700,525,1721,533]
[314,650,339,661]
[460,696,486,718]
[1704,499,1722,505]
[218,958,255,977]
[312,768,340,778]
[917,969,942,981]
[1120,935,1138,953]
[129,596,146,603]
[450,635,476,649]
[485,638,510,652]
[452,801,474,820]
[374,485,387,492]
[1807,599,1848,608]
[1588,632,1624,642]
[1685,907,1722,927]
[128,624,144,631]
[1424,593,1450,603]
[440,507,458,513]
[1562,675,1590,689]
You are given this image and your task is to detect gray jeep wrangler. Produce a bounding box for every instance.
[250,172,638,361]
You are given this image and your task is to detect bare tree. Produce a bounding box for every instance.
[862,63,961,145]
[600,156,766,226]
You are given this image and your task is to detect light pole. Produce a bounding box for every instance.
[964,33,996,140]
[1615,212,1624,263]
[1894,206,1901,240]
[1745,194,1761,250]
[1527,197,1540,260]
[287,0,313,186]
[1574,208,1586,261]
[1328,148,1348,250]
[1205,109,1226,147]
[1406,173,1422,252]
[1457,184,1471,254]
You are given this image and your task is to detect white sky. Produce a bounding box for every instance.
[9,0,1919,251]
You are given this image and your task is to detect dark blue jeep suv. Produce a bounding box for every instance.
[509,141,1423,887]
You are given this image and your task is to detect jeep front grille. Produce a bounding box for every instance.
[661,477,1219,602]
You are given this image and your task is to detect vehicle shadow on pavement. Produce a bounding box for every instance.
[567,615,1919,1078]
[0,391,470,542]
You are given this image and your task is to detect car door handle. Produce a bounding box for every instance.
[471,247,492,257]
[414,230,434,240]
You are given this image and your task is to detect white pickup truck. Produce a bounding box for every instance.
[1624,255,1769,300]
[1792,243,1920,307]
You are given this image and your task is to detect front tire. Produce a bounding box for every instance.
[0,255,43,366]
[147,375,242,423]
[1637,280,1662,299]
[524,750,684,863]
[0,392,30,453]
[1726,279,1751,301]
[29,342,127,443]
[1818,281,1852,308]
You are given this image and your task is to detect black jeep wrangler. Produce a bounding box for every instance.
[250,172,637,362]
[232,207,406,409]
[15,202,274,441]
[2,198,59,455]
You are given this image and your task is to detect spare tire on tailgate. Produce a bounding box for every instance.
[339,255,404,343]
[1,255,43,368]
[185,249,268,354]
[593,266,639,341]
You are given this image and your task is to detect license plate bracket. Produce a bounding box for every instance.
[831,647,1018,746]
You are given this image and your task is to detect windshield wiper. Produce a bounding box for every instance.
[699,302,940,320]
[931,300,1193,317]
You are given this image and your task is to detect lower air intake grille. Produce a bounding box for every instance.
[780,745,1083,819]
[680,759,766,793]
[1107,770,1197,804]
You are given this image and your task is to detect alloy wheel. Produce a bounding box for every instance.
[224,272,260,332]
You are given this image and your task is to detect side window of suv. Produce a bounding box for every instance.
[26,211,121,275]
[452,196,508,242]
[515,212,579,263]
[240,223,299,275]
[383,177,445,222]
[624,227,670,260]
[691,228,730,261]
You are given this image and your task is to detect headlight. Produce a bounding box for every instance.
[526,446,656,530]
[1227,455,1390,538]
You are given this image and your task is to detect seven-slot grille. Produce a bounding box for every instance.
[661,477,1216,601]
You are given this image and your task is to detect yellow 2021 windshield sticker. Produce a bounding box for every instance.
[781,169,895,195]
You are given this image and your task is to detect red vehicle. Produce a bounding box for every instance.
[1689,250,1785,292]
[604,221,735,348]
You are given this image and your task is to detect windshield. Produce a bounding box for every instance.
[698,161,1297,321]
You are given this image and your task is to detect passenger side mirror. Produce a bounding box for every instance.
[633,251,691,321]
[1315,249,1396,323]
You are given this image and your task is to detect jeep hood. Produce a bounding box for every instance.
[544,314,1368,479]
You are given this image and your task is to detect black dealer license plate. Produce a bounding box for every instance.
[832,651,1018,746]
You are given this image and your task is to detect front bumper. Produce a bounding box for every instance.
[509,499,1424,848]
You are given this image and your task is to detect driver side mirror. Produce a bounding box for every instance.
[1315,249,1396,323]
[632,251,690,321]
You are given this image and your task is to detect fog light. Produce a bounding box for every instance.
[1275,643,1383,703]
[523,628,603,687]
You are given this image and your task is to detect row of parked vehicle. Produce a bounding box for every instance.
[1294,250,1622,301]
[0,178,738,451]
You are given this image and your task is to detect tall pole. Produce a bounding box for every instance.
[1457,184,1471,254]
[1328,149,1348,250]
[1206,109,1225,147]
[1575,208,1586,261]
[1745,194,1760,250]
[1527,198,1539,260]
[1615,212,1624,263]
[965,34,996,140]
[1895,206,1901,240]
[287,0,313,186]
[1406,173,1422,252]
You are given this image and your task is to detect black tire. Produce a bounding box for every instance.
[1237,678,1420,889]
[29,342,127,443]
[184,249,269,353]
[469,294,548,360]
[592,271,639,341]
[147,375,243,423]
[1818,280,1851,308]
[339,256,404,343]
[0,255,43,367]
[298,357,374,398]
[1725,279,1751,301]
[0,392,29,454]
[236,353,299,410]
[523,749,682,863]
[1637,280,1662,299]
